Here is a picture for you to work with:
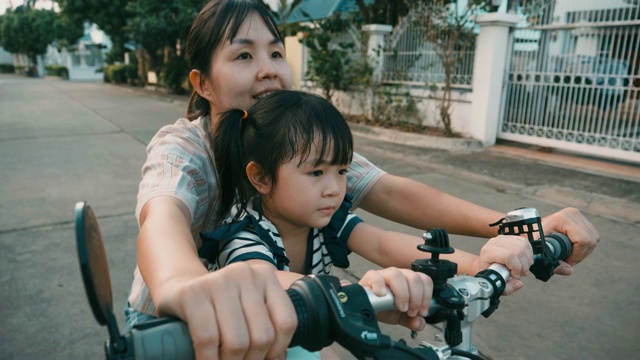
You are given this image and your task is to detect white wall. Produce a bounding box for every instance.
[0,47,12,64]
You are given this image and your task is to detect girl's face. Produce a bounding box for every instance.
[203,12,292,117]
[261,143,349,234]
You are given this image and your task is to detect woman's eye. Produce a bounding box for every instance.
[338,169,348,175]
[310,170,323,177]
[237,52,252,60]
[271,51,284,59]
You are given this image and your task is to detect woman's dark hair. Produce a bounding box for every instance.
[214,90,354,221]
[185,0,282,121]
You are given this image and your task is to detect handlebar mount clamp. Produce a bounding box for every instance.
[490,208,559,282]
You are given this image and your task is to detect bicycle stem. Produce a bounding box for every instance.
[363,230,572,356]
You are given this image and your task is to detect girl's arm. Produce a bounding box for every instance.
[137,196,297,360]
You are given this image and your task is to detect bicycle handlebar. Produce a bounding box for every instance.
[77,201,573,360]
[363,232,573,315]
[119,232,572,360]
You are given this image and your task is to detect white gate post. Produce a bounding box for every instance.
[469,13,521,146]
[362,24,392,83]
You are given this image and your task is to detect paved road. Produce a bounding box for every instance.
[1,75,638,359]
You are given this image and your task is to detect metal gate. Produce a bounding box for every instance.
[500,0,640,164]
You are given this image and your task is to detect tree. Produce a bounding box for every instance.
[0,6,83,74]
[56,0,132,63]
[299,13,372,103]
[51,12,85,51]
[125,0,203,90]
[408,0,485,137]
[355,0,410,26]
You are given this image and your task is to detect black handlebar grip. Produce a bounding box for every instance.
[286,277,332,351]
[126,277,333,360]
[545,233,573,261]
[130,319,194,360]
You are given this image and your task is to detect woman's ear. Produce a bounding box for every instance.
[246,161,272,195]
[189,70,212,100]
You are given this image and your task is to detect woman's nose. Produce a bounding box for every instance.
[256,56,278,80]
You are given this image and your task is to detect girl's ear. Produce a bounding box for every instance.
[246,161,272,195]
[189,70,213,101]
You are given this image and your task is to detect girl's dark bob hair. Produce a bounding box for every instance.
[214,90,354,220]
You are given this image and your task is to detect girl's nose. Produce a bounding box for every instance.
[323,177,341,197]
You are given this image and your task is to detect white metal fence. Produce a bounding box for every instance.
[500,1,640,163]
[380,9,475,87]
[297,1,639,163]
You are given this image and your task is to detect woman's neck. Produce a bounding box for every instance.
[209,113,221,128]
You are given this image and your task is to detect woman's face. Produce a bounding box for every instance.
[203,12,292,116]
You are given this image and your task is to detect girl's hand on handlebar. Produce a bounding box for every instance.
[541,207,599,272]
[359,267,433,332]
[155,261,297,360]
[475,235,534,296]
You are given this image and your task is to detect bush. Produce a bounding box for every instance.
[104,64,138,84]
[160,55,189,94]
[0,63,15,73]
[124,65,139,84]
[44,65,69,79]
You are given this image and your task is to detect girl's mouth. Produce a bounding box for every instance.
[318,206,336,215]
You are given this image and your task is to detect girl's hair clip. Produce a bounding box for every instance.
[241,110,248,120]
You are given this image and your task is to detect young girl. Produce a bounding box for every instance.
[196,90,533,357]
[200,89,436,303]
[128,0,598,358]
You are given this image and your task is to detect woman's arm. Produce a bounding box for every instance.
[359,173,599,267]
[358,174,503,238]
[137,196,297,360]
[137,196,206,303]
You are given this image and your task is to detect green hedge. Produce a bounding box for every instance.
[104,64,138,84]
[45,65,69,79]
[0,63,15,73]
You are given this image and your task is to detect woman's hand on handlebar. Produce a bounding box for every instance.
[541,207,599,274]
[476,235,534,296]
[359,267,433,332]
[156,262,297,360]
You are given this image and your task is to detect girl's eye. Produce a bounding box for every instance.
[237,52,252,60]
[310,170,323,177]
[271,51,284,59]
[338,169,348,175]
